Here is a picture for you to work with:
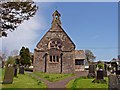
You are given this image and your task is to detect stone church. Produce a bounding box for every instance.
[33,10,87,74]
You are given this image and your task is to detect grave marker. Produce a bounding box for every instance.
[19,66,24,74]
[2,65,14,84]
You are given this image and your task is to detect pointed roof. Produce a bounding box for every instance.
[52,10,61,17]
[36,10,76,50]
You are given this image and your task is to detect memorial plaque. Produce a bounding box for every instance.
[2,66,14,84]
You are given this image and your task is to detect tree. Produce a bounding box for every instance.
[0,0,38,37]
[19,46,31,66]
[85,50,96,63]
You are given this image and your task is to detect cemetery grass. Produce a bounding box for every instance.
[33,72,74,82]
[66,77,108,88]
[0,68,47,88]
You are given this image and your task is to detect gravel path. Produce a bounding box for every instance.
[29,71,88,88]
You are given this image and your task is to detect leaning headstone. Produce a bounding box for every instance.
[19,66,24,74]
[2,65,14,84]
[97,69,104,80]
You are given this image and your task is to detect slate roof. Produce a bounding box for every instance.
[74,50,86,59]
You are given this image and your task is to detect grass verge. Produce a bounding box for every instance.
[0,68,47,88]
[66,77,108,88]
[33,72,74,82]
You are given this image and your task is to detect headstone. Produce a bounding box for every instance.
[89,64,95,73]
[108,75,120,90]
[19,66,24,74]
[97,70,104,80]
[2,65,14,84]
[104,64,107,77]
[14,65,18,77]
[116,70,120,75]
[88,64,96,78]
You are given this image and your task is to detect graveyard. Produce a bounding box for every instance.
[66,77,108,88]
[0,68,46,88]
[0,48,120,89]
[0,55,120,89]
[0,1,119,89]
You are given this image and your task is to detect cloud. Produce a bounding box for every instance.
[1,8,46,54]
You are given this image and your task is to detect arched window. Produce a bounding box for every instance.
[48,38,62,49]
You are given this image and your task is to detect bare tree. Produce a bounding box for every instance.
[85,50,96,63]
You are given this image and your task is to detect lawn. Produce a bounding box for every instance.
[66,77,108,89]
[0,68,47,88]
[33,72,74,82]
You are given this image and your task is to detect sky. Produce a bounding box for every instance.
[1,2,118,61]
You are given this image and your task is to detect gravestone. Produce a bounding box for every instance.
[19,66,24,74]
[92,69,106,83]
[14,65,18,77]
[97,70,104,80]
[2,65,14,84]
[88,64,96,78]
[108,75,120,90]
[111,62,117,74]
[116,70,120,75]
[104,64,107,77]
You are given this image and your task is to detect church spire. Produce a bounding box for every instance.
[51,10,62,27]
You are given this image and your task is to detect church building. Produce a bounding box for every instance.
[33,10,87,73]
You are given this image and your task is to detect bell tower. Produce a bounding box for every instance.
[52,10,62,28]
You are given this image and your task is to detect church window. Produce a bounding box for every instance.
[50,56,52,62]
[56,56,59,62]
[53,56,55,62]
[48,39,62,49]
[49,56,59,63]
[75,59,84,65]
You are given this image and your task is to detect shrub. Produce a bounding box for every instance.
[98,63,104,69]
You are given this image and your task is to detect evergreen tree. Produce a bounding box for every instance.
[19,46,31,66]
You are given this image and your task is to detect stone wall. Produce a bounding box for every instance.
[33,50,45,72]
[62,51,75,74]
[33,50,75,74]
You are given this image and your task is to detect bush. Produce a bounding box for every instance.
[98,63,104,69]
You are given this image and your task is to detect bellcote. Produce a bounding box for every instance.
[51,10,62,27]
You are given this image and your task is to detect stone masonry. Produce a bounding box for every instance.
[33,10,86,74]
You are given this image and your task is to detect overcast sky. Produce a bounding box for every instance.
[1,2,118,61]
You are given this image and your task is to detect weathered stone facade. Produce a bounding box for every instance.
[33,10,86,74]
